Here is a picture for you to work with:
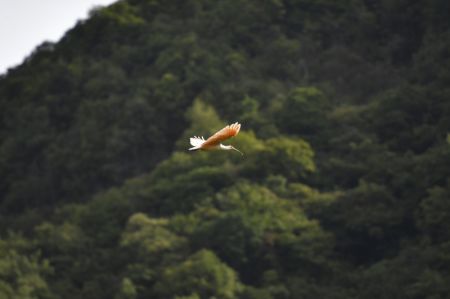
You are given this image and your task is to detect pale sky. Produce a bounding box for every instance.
[0,0,117,74]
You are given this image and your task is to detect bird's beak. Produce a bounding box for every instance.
[231,146,244,156]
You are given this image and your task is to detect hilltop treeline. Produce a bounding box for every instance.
[1,0,449,298]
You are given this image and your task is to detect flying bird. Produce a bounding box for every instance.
[189,122,243,155]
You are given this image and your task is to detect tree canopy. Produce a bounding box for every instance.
[1,0,449,298]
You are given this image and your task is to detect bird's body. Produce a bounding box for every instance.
[189,122,243,155]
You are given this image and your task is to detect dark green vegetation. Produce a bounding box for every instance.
[1,0,450,298]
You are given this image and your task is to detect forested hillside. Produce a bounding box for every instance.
[1,0,449,298]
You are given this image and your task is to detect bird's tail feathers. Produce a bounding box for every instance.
[189,136,205,150]
[190,136,204,146]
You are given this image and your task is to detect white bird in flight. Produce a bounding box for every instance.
[189,122,243,155]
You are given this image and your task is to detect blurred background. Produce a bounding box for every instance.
[0,0,449,298]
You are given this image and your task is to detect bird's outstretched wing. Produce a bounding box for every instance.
[202,122,241,147]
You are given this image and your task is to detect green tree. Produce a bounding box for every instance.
[154,249,241,299]
[193,183,333,282]
[121,213,186,256]
[274,87,330,138]
[417,182,450,243]
[0,236,54,299]
[114,278,137,299]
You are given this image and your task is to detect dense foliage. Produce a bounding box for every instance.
[1,0,449,298]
